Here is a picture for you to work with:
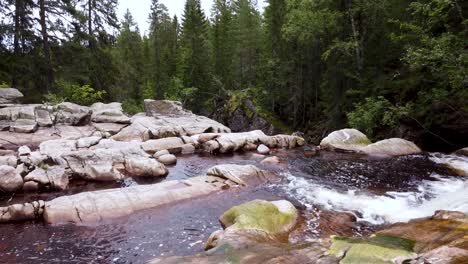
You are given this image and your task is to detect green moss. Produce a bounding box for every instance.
[221,200,297,235]
[329,236,415,264]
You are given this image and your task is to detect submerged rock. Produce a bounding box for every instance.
[430,153,468,176]
[261,156,281,164]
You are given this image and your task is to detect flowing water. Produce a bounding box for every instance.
[0,148,466,263]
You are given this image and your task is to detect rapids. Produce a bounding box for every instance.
[0,149,466,263]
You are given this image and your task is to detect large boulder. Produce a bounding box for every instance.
[10,119,38,133]
[54,102,92,126]
[0,165,23,192]
[320,129,371,152]
[91,102,130,124]
[362,138,422,156]
[0,88,23,104]
[112,114,230,142]
[320,129,422,156]
[144,99,192,117]
[220,200,298,236]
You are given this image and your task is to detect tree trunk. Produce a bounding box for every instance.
[12,0,25,87]
[39,0,53,92]
[88,0,93,48]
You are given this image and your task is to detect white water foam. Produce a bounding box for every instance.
[283,173,468,225]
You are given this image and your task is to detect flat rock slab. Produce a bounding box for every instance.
[0,125,97,150]
[43,176,223,224]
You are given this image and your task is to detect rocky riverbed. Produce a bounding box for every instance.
[0,89,466,263]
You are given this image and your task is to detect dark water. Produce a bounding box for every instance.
[0,148,447,263]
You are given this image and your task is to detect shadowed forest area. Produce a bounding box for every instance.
[0,0,467,151]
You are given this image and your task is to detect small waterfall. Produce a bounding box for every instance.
[282,172,468,225]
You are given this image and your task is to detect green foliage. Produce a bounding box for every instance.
[122,99,144,114]
[347,96,410,137]
[44,83,106,106]
[0,83,10,88]
[164,77,198,104]
[43,93,65,105]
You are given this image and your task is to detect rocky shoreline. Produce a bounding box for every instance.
[0,88,466,263]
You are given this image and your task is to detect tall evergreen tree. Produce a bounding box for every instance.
[179,0,212,111]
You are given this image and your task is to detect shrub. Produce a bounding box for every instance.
[347,96,410,137]
[122,98,144,114]
[43,84,106,106]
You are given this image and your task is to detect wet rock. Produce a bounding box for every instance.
[220,200,298,235]
[54,102,92,125]
[320,129,371,152]
[317,211,357,238]
[0,88,24,104]
[454,147,468,157]
[43,176,224,224]
[157,154,177,165]
[328,235,416,264]
[377,212,468,253]
[22,181,39,192]
[154,149,170,159]
[206,164,271,186]
[144,99,192,117]
[430,153,468,176]
[0,165,23,192]
[261,156,281,164]
[0,200,45,223]
[76,136,102,148]
[10,119,38,133]
[91,102,130,124]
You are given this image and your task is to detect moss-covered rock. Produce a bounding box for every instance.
[220,199,298,235]
[329,235,416,264]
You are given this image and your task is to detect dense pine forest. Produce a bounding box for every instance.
[0,0,466,151]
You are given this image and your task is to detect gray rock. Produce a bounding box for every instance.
[76,136,102,148]
[0,165,23,192]
[0,155,17,167]
[181,144,196,154]
[125,157,168,177]
[141,137,186,153]
[206,164,271,187]
[18,145,31,156]
[257,144,270,155]
[157,154,177,165]
[35,108,54,127]
[0,200,45,223]
[92,122,127,135]
[144,100,192,117]
[91,102,130,124]
[10,119,38,133]
[0,88,24,104]
[54,102,92,126]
